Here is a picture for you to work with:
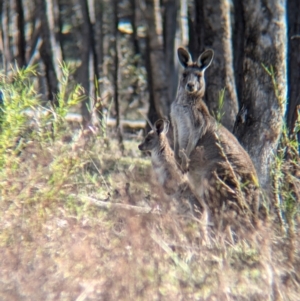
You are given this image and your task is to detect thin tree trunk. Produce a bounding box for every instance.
[78,0,92,125]
[1,0,10,73]
[87,0,102,123]
[163,0,178,103]
[95,0,104,75]
[15,0,26,67]
[193,0,238,131]
[38,0,62,105]
[44,0,62,81]
[287,0,300,137]
[145,35,159,129]
[145,0,171,118]
[57,0,65,61]
[130,0,140,55]
[233,0,287,189]
[112,0,123,148]
[180,0,189,47]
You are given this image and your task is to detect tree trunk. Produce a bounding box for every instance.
[38,0,62,105]
[130,0,140,55]
[86,0,102,123]
[112,0,123,148]
[179,0,189,47]
[78,0,91,124]
[95,0,104,76]
[287,0,300,137]
[145,35,159,129]
[145,0,171,118]
[163,0,178,103]
[193,0,238,131]
[233,0,287,189]
[129,0,140,116]
[14,0,26,67]
[1,0,11,73]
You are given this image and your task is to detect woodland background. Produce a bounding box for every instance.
[0,0,299,300]
[1,0,299,185]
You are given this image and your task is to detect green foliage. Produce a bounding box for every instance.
[215,88,226,124]
[262,63,286,109]
[0,66,39,168]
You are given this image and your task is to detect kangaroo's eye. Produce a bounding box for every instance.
[182,72,187,79]
[196,74,201,80]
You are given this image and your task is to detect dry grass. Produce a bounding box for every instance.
[0,67,299,300]
[0,128,299,301]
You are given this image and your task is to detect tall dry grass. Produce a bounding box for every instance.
[0,66,299,300]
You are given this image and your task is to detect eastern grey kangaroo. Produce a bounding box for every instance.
[138,119,204,215]
[171,47,261,229]
[171,47,214,164]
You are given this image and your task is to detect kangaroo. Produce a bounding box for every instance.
[171,47,214,165]
[138,119,205,215]
[179,94,261,230]
[171,47,261,229]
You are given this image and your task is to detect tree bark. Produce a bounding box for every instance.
[15,0,26,67]
[145,0,171,118]
[130,0,140,55]
[78,0,91,124]
[193,0,238,131]
[38,0,62,105]
[179,0,189,47]
[233,0,287,189]
[145,35,159,129]
[287,0,300,136]
[1,0,11,73]
[95,0,104,76]
[112,0,123,148]
[163,0,178,103]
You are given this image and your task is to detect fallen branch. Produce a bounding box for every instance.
[24,110,146,130]
[77,195,159,214]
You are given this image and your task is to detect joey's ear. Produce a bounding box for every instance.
[197,49,214,71]
[154,119,170,135]
[177,47,191,68]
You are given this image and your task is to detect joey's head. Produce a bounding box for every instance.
[138,119,170,152]
[177,47,214,97]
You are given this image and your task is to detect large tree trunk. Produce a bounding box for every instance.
[287,0,300,137]
[192,0,238,131]
[233,0,287,189]
[145,0,171,118]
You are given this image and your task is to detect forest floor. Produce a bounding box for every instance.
[0,127,299,301]
[0,68,299,301]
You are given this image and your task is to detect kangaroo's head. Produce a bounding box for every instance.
[177,47,214,97]
[138,119,170,152]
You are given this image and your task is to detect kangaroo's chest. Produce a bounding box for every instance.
[171,103,193,149]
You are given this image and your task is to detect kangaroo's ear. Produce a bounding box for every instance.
[197,49,214,71]
[154,119,170,135]
[177,47,191,68]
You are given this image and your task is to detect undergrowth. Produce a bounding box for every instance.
[0,67,299,301]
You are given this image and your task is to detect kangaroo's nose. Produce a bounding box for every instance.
[138,144,142,150]
[186,82,195,92]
